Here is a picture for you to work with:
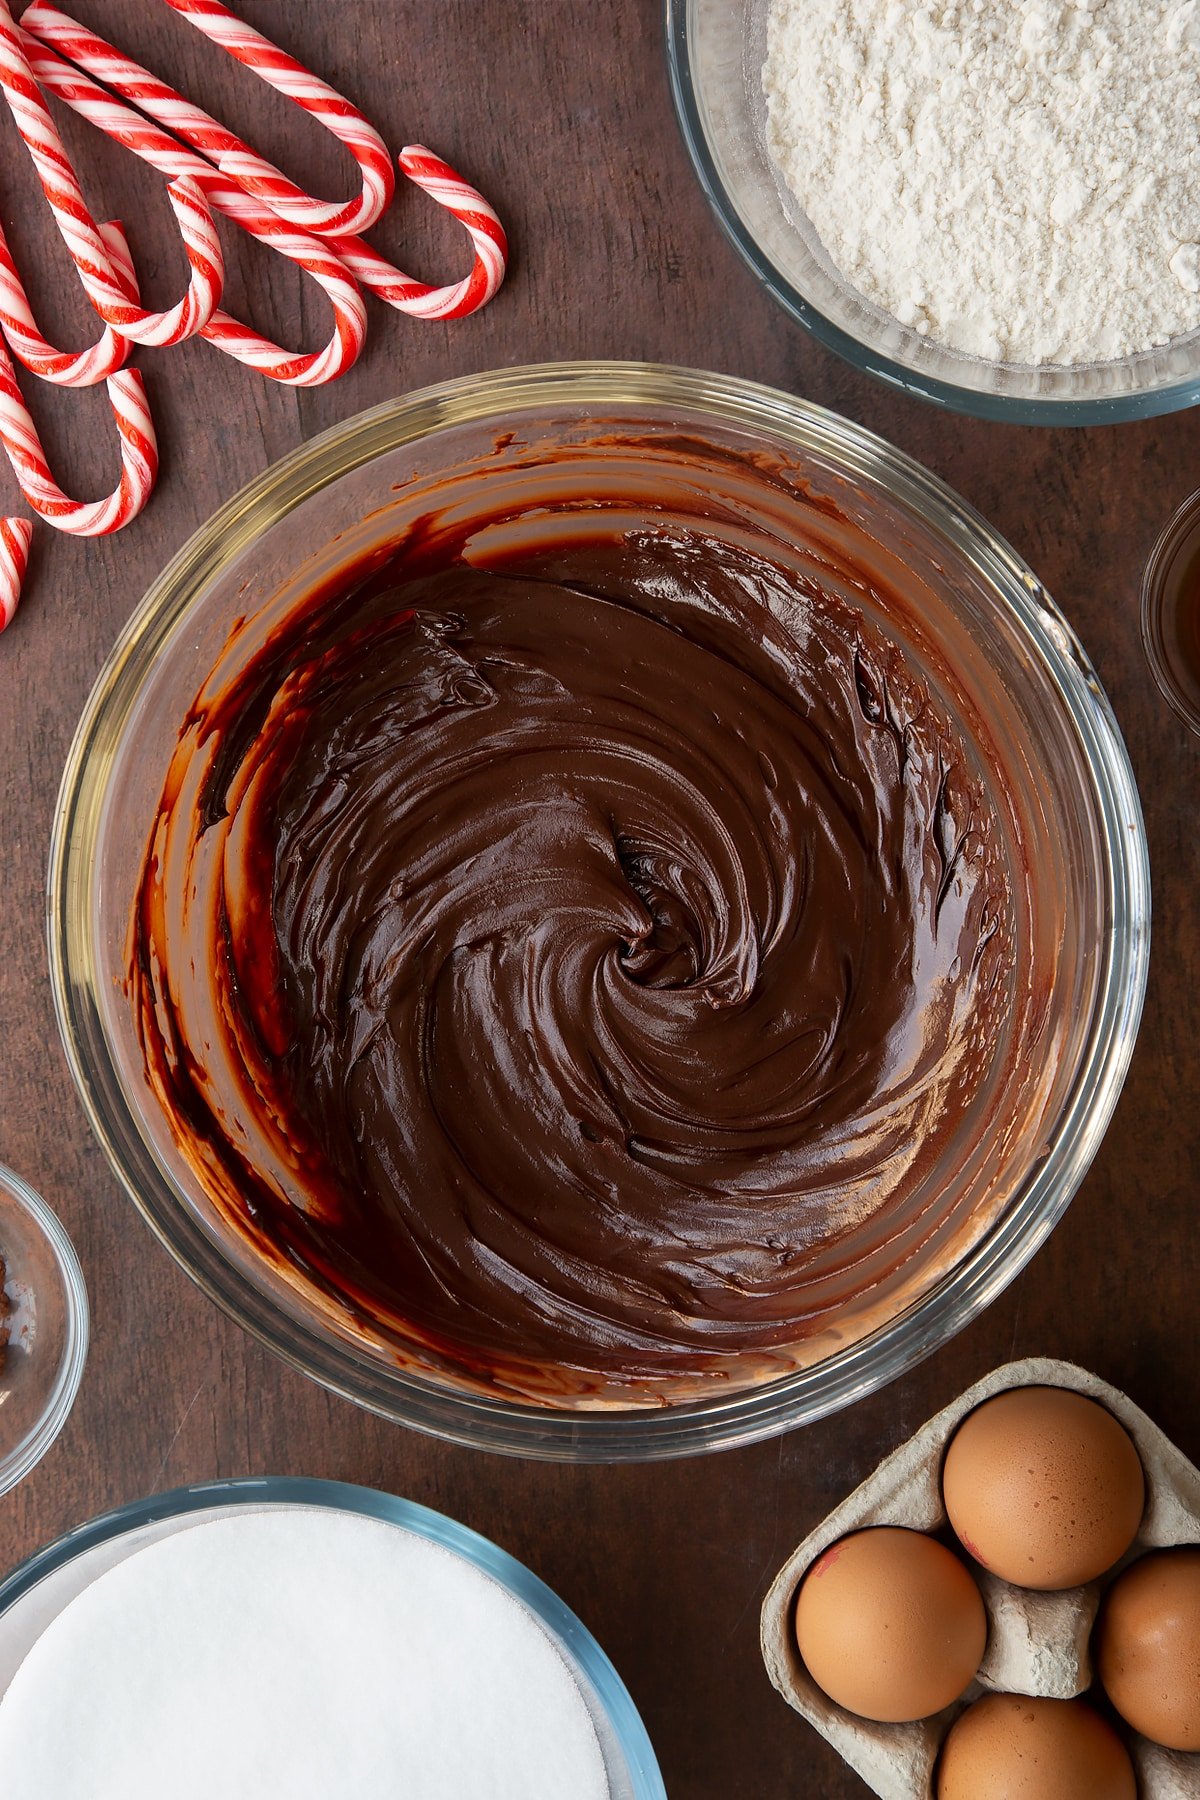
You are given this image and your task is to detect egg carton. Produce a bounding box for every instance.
[760,1358,1200,1798]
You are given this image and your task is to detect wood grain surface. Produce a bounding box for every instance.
[0,4,1197,1795]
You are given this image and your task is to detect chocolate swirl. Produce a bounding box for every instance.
[133,525,1013,1400]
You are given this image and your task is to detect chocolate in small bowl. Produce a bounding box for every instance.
[50,365,1148,1458]
[0,1167,89,1498]
[1141,488,1200,737]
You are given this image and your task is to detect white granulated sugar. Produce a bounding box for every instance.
[763,0,1200,365]
[0,1509,610,1800]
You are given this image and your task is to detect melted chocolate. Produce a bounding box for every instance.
[132,501,1015,1402]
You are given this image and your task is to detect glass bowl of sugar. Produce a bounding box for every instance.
[0,1479,666,1799]
[666,0,1200,423]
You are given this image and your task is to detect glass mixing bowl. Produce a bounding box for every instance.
[665,0,1200,424]
[48,363,1149,1459]
[0,1477,666,1799]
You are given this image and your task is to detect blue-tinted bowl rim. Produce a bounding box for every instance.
[0,1475,667,1798]
[663,0,1200,425]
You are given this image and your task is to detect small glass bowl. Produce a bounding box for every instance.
[665,0,1200,424]
[1141,489,1200,736]
[0,1478,666,1798]
[0,1167,89,1499]
[48,363,1150,1460]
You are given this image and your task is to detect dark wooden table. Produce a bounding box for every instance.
[0,4,1196,1794]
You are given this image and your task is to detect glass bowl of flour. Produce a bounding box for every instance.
[666,0,1200,422]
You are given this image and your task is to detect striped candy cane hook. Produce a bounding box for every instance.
[332,146,508,321]
[156,0,395,237]
[0,343,158,535]
[22,0,394,241]
[0,216,138,386]
[0,514,32,629]
[0,2,223,347]
[99,219,141,304]
[22,6,507,324]
[18,22,370,386]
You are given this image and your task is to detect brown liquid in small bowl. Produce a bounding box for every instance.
[1142,489,1200,737]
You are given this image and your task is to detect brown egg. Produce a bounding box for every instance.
[793,1526,986,1723]
[942,1386,1144,1589]
[937,1695,1137,1800]
[1096,1545,1200,1750]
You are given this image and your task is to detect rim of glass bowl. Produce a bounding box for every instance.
[47,362,1151,1462]
[0,1475,667,1800]
[664,1,1200,426]
[0,1165,90,1499]
[1140,487,1200,737]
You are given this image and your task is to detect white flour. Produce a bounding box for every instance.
[763,0,1200,365]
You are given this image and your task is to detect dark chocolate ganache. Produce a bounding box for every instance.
[132,499,1015,1402]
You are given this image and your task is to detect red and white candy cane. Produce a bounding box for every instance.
[23,6,508,324]
[0,221,141,620]
[0,514,32,630]
[18,25,369,386]
[333,147,508,321]
[145,0,396,238]
[100,219,140,304]
[0,217,137,386]
[0,344,157,535]
[168,16,509,315]
[0,2,223,348]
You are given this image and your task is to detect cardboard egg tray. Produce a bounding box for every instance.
[760,1358,1200,1798]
